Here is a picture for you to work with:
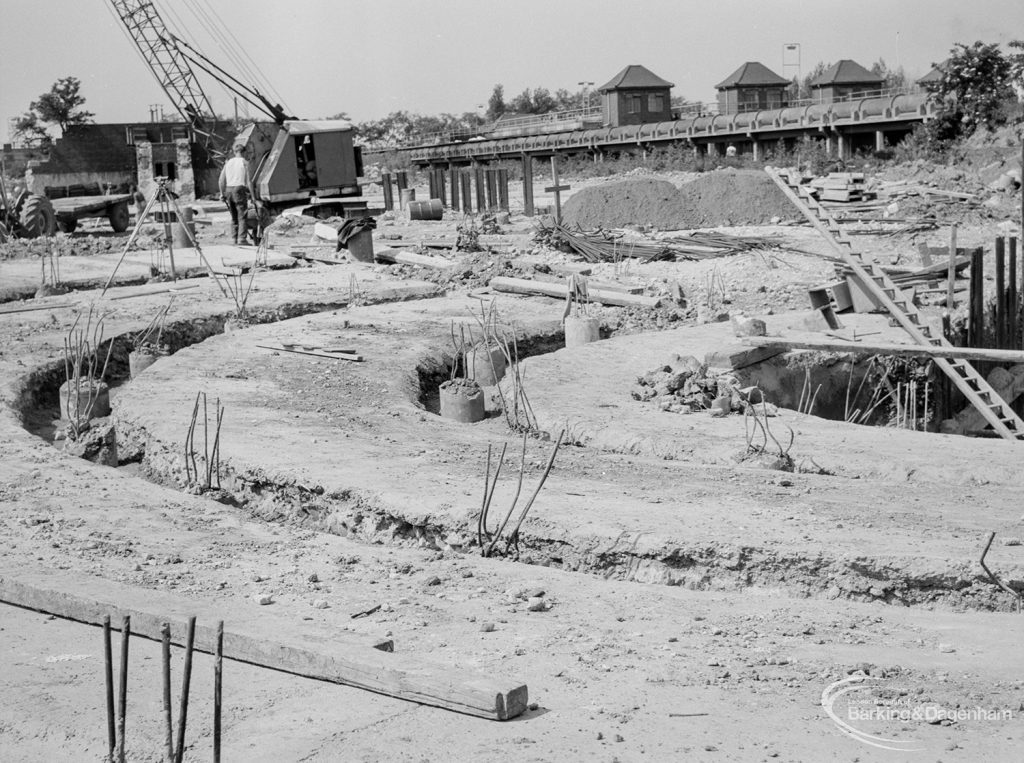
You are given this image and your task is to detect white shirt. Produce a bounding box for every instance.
[221,156,249,188]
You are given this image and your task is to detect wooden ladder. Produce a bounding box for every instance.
[766,167,1024,441]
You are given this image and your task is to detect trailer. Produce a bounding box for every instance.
[50,194,133,234]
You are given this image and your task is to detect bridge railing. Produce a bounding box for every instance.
[672,85,924,118]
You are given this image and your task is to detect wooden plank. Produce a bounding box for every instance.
[489,276,664,309]
[0,571,528,721]
[257,344,363,362]
[547,263,593,277]
[286,250,348,265]
[0,300,79,315]
[741,335,1024,364]
[374,248,454,269]
[705,344,784,370]
[107,284,201,301]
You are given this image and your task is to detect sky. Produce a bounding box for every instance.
[1,0,1022,142]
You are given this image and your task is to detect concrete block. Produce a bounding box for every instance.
[730,313,767,337]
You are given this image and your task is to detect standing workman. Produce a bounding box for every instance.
[219,144,254,245]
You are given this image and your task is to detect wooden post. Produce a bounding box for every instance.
[104,615,116,761]
[522,155,534,217]
[117,616,130,763]
[474,166,486,212]
[435,169,447,207]
[1010,237,1019,349]
[970,247,984,347]
[214,621,223,763]
[946,223,957,310]
[161,623,174,763]
[545,155,571,224]
[996,237,1005,349]
[427,170,437,200]
[381,173,394,212]
[941,312,953,420]
[485,169,497,211]
[460,171,472,214]
[497,168,509,212]
[448,165,459,211]
[395,171,408,193]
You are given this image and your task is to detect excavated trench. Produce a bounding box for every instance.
[11,302,1015,613]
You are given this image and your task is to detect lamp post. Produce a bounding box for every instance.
[578,81,594,114]
[783,43,801,102]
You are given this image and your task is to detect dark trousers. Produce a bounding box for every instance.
[226,186,250,243]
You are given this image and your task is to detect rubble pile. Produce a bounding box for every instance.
[631,354,778,416]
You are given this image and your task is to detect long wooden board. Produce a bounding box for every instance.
[490,276,664,309]
[256,343,363,362]
[742,335,1024,364]
[374,248,455,269]
[0,571,528,721]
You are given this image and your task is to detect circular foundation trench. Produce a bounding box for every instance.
[12,298,1021,613]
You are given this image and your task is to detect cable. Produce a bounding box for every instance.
[197,0,290,112]
[182,0,281,113]
[166,0,245,114]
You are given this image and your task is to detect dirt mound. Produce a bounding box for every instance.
[562,178,685,230]
[561,171,796,231]
[676,169,796,227]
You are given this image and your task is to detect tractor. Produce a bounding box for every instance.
[0,174,56,242]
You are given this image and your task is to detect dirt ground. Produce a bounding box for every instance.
[1,164,1024,762]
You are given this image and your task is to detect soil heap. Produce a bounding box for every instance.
[561,170,797,231]
[676,168,796,227]
[561,178,684,230]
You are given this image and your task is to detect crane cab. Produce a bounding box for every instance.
[246,120,363,214]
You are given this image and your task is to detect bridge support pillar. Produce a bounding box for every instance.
[752,139,761,162]
[474,165,486,211]
[460,171,472,214]
[497,168,509,212]
[837,131,849,160]
[875,130,886,152]
[449,164,459,210]
[824,133,834,156]
[522,155,534,217]
[381,172,394,212]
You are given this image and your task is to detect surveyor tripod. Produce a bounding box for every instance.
[101,177,225,297]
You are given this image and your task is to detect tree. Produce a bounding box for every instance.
[788,61,831,101]
[870,58,908,90]
[31,76,94,133]
[486,84,506,122]
[925,41,1014,137]
[13,76,94,146]
[12,112,50,147]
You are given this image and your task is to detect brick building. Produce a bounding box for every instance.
[715,62,791,114]
[598,65,674,127]
[26,122,229,201]
[810,60,885,102]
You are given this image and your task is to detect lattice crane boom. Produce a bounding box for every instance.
[107,0,217,130]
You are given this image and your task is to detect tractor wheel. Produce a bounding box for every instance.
[57,217,78,234]
[107,201,130,233]
[18,194,57,238]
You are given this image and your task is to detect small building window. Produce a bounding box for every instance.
[628,95,642,114]
[154,162,177,180]
[648,94,664,112]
